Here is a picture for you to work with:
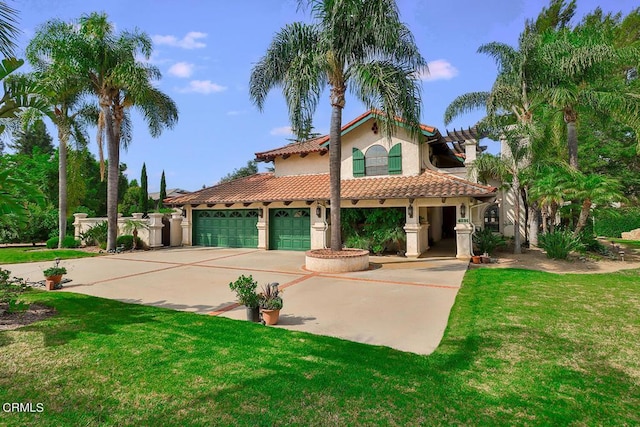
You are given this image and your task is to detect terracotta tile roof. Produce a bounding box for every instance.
[255,110,438,161]
[165,170,496,206]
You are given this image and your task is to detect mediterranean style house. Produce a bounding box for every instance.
[165,110,499,259]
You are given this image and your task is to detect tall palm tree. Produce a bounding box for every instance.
[26,25,97,247]
[531,9,640,169]
[79,13,178,251]
[250,0,425,251]
[30,13,178,251]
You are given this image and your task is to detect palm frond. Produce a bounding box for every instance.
[443,92,490,125]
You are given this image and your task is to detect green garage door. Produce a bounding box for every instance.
[269,208,311,251]
[193,210,259,248]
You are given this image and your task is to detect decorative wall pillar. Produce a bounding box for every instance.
[454,223,473,259]
[404,201,423,258]
[73,213,88,241]
[181,212,191,246]
[170,213,183,247]
[257,207,267,250]
[147,213,164,248]
[311,204,327,250]
[464,139,478,183]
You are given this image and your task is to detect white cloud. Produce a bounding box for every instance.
[418,59,459,82]
[168,62,194,78]
[152,31,207,49]
[177,80,227,94]
[270,126,293,136]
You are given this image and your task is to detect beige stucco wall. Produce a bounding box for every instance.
[340,118,421,179]
[273,152,328,177]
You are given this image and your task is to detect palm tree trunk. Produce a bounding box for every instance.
[57,130,67,249]
[103,102,119,252]
[565,108,578,170]
[573,199,591,237]
[528,204,539,247]
[512,176,522,254]
[329,102,343,251]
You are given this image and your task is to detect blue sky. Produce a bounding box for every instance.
[13,0,639,192]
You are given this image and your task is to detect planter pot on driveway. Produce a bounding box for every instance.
[261,309,280,325]
[246,306,260,322]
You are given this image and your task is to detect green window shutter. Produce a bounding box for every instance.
[353,148,365,177]
[388,143,402,175]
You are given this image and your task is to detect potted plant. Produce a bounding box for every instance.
[43,259,67,290]
[472,228,506,263]
[228,275,260,322]
[259,282,283,325]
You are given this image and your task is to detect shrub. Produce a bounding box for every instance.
[538,230,584,259]
[344,234,371,251]
[473,228,506,256]
[115,235,143,250]
[229,275,259,308]
[0,268,28,314]
[81,222,108,247]
[46,236,58,249]
[593,207,640,238]
[47,236,80,249]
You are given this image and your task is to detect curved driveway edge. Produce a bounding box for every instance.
[3,248,467,355]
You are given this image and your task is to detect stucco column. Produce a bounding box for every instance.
[404,202,422,258]
[257,207,267,250]
[181,215,191,246]
[454,223,473,259]
[464,139,478,183]
[73,213,88,242]
[311,204,327,250]
[131,213,143,220]
[170,213,183,247]
[147,213,164,248]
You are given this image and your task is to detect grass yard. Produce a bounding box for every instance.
[1,268,638,426]
[0,247,99,264]
[608,238,640,249]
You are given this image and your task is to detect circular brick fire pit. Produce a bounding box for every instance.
[305,248,370,273]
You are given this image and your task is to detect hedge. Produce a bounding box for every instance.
[593,207,640,238]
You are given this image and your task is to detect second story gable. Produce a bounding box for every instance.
[255,111,481,180]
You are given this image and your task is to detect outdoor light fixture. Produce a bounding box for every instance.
[408,199,414,218]
[316,206,322,217]
[460,203,466,218]
[181,208,186,217]
[258,208,263,218]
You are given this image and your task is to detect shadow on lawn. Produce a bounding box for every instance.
[19,292,162,347]
[117,298,228,314]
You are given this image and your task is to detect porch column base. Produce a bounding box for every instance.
[404,223,424,258]
[454,223,473,259]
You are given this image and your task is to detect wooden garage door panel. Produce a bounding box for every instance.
[193,210,258,248]
[269,208,311,251]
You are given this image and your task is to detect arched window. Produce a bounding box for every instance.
[484,204,500,232]
[365,145,388,176]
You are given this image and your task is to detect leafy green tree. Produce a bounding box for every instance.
[140,163,149,214]
[219,160,258,184]
[8,119,54,155]
[159,170,166,209]
[250,0,425,251]
[119,181,141,217]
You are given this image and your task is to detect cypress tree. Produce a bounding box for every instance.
[140,163,148,214]
[159,170,166,210]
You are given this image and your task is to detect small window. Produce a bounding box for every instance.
[484,204,500,232]
[365,145,388,176]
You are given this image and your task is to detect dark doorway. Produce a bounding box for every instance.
[442,206,456,239]
[162,215,171,246]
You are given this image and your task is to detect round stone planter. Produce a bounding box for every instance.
[305,249,370,273]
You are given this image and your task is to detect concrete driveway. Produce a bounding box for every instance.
[3,247,468,355]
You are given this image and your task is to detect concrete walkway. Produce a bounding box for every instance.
[3,247,468,355]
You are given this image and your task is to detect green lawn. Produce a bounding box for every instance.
[608,238,640,249]
[0,247,99,264]
[1,268,638,426]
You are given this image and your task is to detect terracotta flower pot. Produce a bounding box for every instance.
[45,275,63,290]
[261,309,280,325]
[471,256,482,264]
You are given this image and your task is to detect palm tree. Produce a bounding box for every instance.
[26,25,97,247]
[530,9,640,169]
[31,13,178,251]
[0,1,19,58]
[250,0,425,251]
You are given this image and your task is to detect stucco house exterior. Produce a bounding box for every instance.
[165,111,498,259]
